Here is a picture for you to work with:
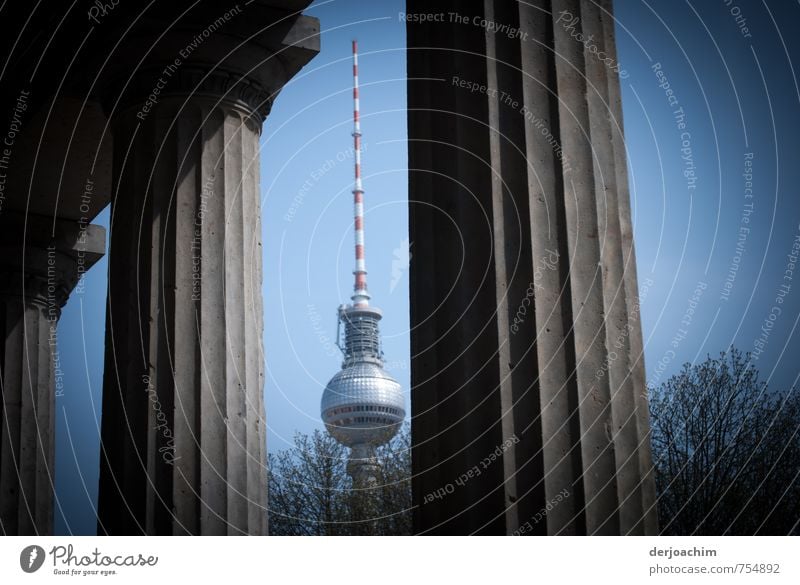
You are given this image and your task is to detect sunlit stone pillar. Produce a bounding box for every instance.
[96,4,319,535]
[0,213,104,535]
[407,0,656,535]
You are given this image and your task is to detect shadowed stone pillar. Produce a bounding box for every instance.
[0,213,104,535]
[407,0,657,535]
[95,3,319,535]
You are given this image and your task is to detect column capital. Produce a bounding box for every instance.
[95,2,320,124]
[0,212,105,315]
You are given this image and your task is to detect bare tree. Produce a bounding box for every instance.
[268,423,411,535]
[649,348,800,535]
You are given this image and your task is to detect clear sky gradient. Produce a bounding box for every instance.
[52,0,800,534]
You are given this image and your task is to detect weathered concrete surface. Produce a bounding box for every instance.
[407,0,657,535]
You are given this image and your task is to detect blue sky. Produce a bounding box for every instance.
[260,0,409,459]
[615,0,800,395]
[52,0,800,534]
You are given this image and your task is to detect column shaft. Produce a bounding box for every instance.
[519,0,582,536]
[0,297,52,535]
[94,2,318,536]
[600,0,659,534]
[98,101,266,535]
[407,0,657,535]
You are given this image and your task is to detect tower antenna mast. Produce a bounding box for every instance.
[351,39,369,307]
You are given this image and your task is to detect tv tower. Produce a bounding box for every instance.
[320,40,405,486]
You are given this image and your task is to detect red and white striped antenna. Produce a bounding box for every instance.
[351,39,369,307]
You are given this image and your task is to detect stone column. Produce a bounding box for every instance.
[600,0,659,536]
[407,0,656,535]
[95,4,318,535]
[0,213,104,535]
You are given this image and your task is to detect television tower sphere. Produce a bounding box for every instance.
[321,304,405,449]
[320,39,405,484]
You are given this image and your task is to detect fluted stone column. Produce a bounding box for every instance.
[0,213,104,535]
[95,4,318,535]
[601,0,658,536]
[407,0,656,535]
